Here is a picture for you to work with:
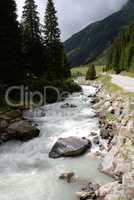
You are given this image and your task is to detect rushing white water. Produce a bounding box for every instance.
[0,85,112,200]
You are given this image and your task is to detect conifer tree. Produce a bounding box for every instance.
[21,0,44,76]
[0,0,22,84]
[43,0,66,81]
[86,64,96,80]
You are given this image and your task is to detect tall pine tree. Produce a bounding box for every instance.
[21,0,44,76]
[0,0,23,84]
[43,0,67,81]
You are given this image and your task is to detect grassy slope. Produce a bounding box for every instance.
[71,65,104,76]
[97,74,134,98]
[71,65,134,98]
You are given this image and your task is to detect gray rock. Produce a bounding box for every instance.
[90,132,97,136]
[0,119,8,131]
[99,151,115,177]
[93,136,100,145]
[100,128,110,139]
[6,120,40,141]
[61,103,77,108]
[59,171,75,183]
[90,97,100,104]
[49,137,92,158]
[99,143,105,151]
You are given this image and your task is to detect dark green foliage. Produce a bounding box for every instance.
[21,0,44,76]
[62,79,82,93]
[64,0,134,66]
[86,65,96,80]
[107,24,134,73]
[0,0,78,106]
[0,0,23,84]
[43,0,66,81]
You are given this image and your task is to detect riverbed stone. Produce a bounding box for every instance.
[6,120,40,141]
[49,137,92,158]
[100,128,110,139]
[123,172,134,199]
[76,182,100,200]
[90,131,97,136]
[5,110,21,119]
[99,151,115,177]
[60,103,77,108]
[97,181,123,199]
[59,171,75,183]
[0,119,8,131]
[93,136,100,145]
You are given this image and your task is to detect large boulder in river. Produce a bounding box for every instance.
[5,120,40,141]
[49,137,92,158]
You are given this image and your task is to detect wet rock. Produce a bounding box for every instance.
[99,143,105,151]
[100,128,110,139]
[90,132,97,136]
[49,137,92,158]
[93,136,100,145]
[6,120,40,141]
[61,103,77,108]
[88,93,96,98]
[59,171,75,183]
[90,97,100,104]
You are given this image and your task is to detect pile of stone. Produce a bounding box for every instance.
[76,182,100,200]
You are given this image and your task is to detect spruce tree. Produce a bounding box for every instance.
[86,64,96,80]
[43,0,66,81]
[0,0,22,84]
[21,0,44,76]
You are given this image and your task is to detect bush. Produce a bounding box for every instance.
[23,76,81,104]
[86,64,96,80]
[62,79,82,93]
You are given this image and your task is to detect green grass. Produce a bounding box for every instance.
[71,65,104,77]
[106,112,117,122]
[97,74,123,93]
[121,71,134,78]
[71,65,88,76]
[97,74,134,98]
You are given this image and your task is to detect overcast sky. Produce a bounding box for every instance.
[16,0,128,41]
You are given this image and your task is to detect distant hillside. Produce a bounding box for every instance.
[106,24,134,73]
[64,0,134,66]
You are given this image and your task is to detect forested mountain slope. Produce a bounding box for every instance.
[64,0,134,66]
[106,24,134,73]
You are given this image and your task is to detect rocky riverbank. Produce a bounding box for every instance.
[0,108,40,144]
[75,80,134,200]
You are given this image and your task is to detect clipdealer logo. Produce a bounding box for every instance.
[5,85,70,108]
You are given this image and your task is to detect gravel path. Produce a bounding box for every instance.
[111,74,134,93]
